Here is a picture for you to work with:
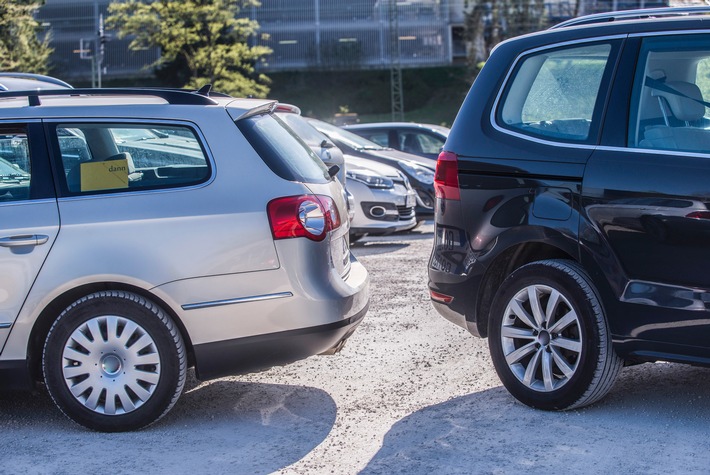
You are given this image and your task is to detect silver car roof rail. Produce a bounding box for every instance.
[0,87,223,106]
[550,6,710,29]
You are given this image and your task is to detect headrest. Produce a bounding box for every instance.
[652,81,705,122]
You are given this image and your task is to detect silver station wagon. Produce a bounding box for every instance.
[0,87,369,431]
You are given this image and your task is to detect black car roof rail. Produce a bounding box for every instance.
[0,72,74,90]
[550,6,710,29]
[0,87,223,106]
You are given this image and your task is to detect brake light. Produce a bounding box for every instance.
[267,195,341,241]
[687,211,710,220]
[430,290,454,304]
[434,151,460,201]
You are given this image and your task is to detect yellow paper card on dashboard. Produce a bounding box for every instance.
[80,159,129,192]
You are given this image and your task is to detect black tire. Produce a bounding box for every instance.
[488,259,622,410]
[43,291,186,432]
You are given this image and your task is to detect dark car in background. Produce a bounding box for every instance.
[345,122,450,161]
[428,6,710,410]
[308,118,436,221]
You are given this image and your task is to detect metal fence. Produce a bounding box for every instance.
[36,0,159,82]
[36,0,668,81]
[247,0,458,71]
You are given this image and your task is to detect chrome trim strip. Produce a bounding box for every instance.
[629,29,710,39]
[0,198,57,208]
[596,145,710,158]
[487,126,596,150]
[490,35,628,148]
[0,323,11,329]
[622,280,710,312]
[182,291,293,311]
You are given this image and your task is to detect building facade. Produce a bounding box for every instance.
[245,0,468,72]
[36,0,160,83]
[36,0,668,83]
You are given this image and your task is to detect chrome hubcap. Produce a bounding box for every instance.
[101,354,123,376]
[501,285,582,392]
[61,315,161,415]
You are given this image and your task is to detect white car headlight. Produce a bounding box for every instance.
[346,170,394,189]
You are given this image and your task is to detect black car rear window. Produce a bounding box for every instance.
[238,113,329,184]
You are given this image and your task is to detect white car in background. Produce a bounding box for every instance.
[0,73,72,91]
[345,156,417,241]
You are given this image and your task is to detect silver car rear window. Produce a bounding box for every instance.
[238,113,330,184]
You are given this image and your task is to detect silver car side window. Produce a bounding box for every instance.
[0,128,31,202]
[56,124,209,194]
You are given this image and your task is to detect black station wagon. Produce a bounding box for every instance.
[429,7,710,410]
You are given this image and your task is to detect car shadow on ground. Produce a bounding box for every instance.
[360,362,710,474]
[0,374,336,475]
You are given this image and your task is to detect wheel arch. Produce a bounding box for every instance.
[475,241,575,338]
[27,282,195,383]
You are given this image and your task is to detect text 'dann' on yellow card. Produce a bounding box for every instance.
[80,159,129,192]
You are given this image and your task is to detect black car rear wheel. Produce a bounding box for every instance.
[489,259,622,410]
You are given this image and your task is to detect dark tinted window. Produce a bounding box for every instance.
[238,113,329,183]
[630,34,710,153]
[497,42,615,143]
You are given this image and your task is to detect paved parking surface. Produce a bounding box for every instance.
[2,222,710,474]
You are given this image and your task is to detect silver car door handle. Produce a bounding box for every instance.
[0,234,49,247]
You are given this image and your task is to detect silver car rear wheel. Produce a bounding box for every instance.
[61,315,161,415]
[44,291,186,432]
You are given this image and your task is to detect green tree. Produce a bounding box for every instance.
[0,0,53,74]
[107,0,272,97]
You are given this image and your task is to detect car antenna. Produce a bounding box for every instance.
[195,84,212,97]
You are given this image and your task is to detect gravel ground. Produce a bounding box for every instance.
[2,222,710,474]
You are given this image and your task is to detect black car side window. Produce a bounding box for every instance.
[497,42,614,143]
[630,34,710,154]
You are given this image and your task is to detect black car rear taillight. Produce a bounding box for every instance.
[434,151,460,201]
